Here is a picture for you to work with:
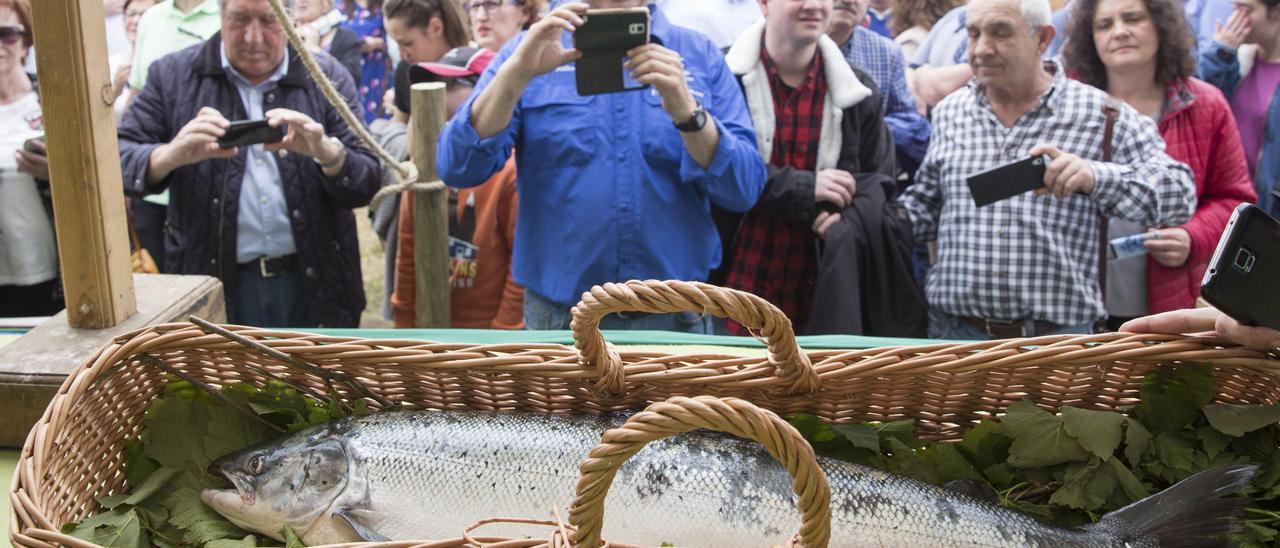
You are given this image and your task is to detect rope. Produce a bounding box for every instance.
[368,177,445,212]
[263,0,439,194]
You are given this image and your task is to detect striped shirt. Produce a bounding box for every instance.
[901,62,1196,326]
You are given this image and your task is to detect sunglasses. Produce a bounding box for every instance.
[0,25,25,46]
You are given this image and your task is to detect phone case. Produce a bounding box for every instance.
[573,8,650,96]
[218,120,285,149]
[965,155,1048,207]
[1201,204,1280,331]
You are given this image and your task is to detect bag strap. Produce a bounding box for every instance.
[1098,98,1122,303]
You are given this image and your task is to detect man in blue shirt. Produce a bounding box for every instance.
[437,0,767,332]
[828,0,930,174]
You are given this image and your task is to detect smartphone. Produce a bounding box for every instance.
[217,119,285,149]
[965,155,1048,207]
[572,8,650,96]
[1200,204,1280,331]
[22,135,44,154]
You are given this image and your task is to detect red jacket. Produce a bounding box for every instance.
[1148,78,1256,312]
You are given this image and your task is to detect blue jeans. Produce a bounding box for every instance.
[523,289,714,333]
[233,268,307,327]
[927,307,1095,340]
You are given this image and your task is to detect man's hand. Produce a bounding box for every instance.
[625,43,697,122]
[265,108,343,168]
[813,211,841,239]
[1120,307,1280,350]
[814,169,856,207]
[1144,227,1192,267]
[505,2,587,82]
[15,138,49,181]
[1213,9,1250,50]
[1030,144,1096,198]
[147,107,238,184]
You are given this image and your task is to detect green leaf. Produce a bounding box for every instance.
[123,437,160,489]
[61,507,145,548]
[997,400,1091,468]
[1196,425,1232,460]
[1230,428,1278,462]
[831,423,881,452]
[1061,406,1125,461]
[788,414,837,443]
[1204,404,1280,437]
[1150,432,1198,478]
[283,524,306,548]
[1105,456,1149,501]
[1124,418,1151,467]
[926,444,983,483]
[1137,364,1215,433]
[143,396,211,473]
[885,437,939,484]
[109,467,180,509]
[1049,458,1117,511]
[983,463,1017,486]
[875,419,924,450]
[166,487,255,545]
[205,404,273,463]
[957,419,1011,471]
[208,535,259,548]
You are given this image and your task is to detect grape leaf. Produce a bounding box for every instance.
[61,507,145,548]
[1196,425,1232,460]
[1105,456,1149,501]
[1049,458,1116,511]
[997,400,1091,468]
[957,419,1011,471]
[1137,364,1214,433]
[1203,404,1280,437]
[831,423,881,452]
[1124,418,1151,467]
[1062,406,1124,461]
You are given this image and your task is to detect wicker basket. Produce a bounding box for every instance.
[8,280,1279,547]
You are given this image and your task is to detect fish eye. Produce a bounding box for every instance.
[247,454,265,475]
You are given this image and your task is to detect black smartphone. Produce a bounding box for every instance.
[22,135,44,154]
[965,155,1048,207]
[217,119,285,149]
[1200,204,1280,331]
[573,7,650,96]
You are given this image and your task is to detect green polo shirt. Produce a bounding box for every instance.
[127,0,221,90]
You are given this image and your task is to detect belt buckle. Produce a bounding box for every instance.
[259,257,276,278]
[985,319,1027,338]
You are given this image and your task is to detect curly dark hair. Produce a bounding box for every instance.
[1062,0,1196,90]
[891,0,961,36]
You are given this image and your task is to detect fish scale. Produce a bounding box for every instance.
[205,410,1256,547]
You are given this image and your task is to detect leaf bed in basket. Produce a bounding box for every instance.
[64,363,1280,547]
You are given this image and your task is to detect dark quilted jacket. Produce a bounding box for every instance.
[117,33,380,327]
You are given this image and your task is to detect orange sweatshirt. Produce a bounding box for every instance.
[392,157,524,329]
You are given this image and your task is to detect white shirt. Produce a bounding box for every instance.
[0,91,56,286]
[653,0,762,50]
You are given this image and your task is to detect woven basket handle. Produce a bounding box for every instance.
[570,280,817,395]
[567,396,832,548]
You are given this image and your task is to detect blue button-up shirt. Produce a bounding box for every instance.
[221,46,296,263]
[911,5,968,68]
[841,25,931,167]
[438,5,766,306]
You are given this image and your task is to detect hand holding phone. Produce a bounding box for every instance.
[504,2,590,82]
[1200,204,1280,331]
[965,155,1047,207]
[217,120,285,149]
[1029,144,1097,198]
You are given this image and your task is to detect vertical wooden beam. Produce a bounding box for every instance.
[410,82,450,328]
[29,0,136,328]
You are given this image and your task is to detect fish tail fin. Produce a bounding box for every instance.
[1089,463,1258,547]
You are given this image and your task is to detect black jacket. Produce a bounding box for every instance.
[117,34,381,327]
[328,28,364,89]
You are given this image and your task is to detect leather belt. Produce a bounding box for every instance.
[237,254,299,278]
[960,316,1062,339]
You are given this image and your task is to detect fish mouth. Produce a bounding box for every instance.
[208,464,257,505]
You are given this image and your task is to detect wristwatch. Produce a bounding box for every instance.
[673,103,708,133]
[317,136,346,170]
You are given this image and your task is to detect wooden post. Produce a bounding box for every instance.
[29,0,137,328]
[410,82,450,328]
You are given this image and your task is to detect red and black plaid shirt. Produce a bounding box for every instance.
[724,44,827,335]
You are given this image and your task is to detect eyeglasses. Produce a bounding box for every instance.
[463,0,520,15]
[0,25,25,46]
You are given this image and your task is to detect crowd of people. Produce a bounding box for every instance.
[0,0,1276,348]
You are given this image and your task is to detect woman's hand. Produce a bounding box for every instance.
[1213,9,1250,50]
[361,35,385,53]
[1144,227,1192,268]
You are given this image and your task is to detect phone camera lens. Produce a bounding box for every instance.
[1233,247,1256,274]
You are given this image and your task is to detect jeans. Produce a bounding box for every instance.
[927,307,1096,340]
[523,289,714,333]
[233,268,307,327]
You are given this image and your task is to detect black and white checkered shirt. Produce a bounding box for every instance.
[902,63,1195,327]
